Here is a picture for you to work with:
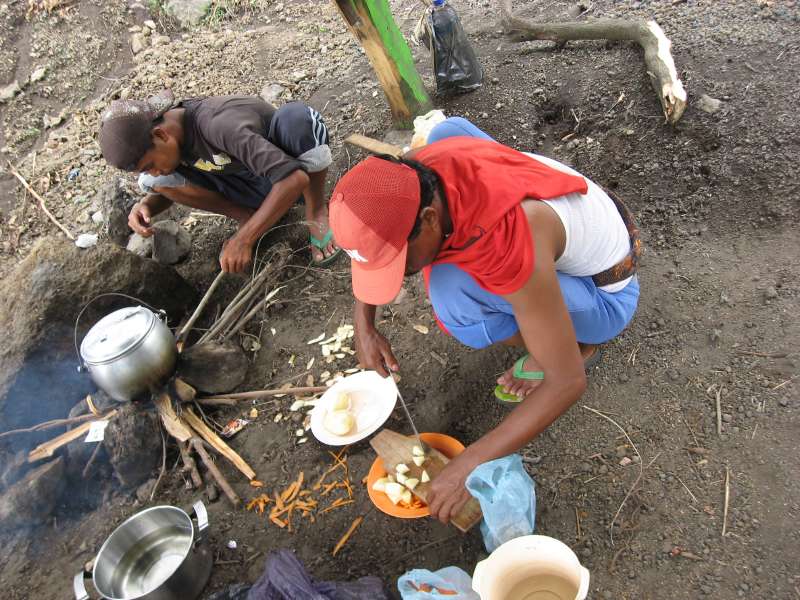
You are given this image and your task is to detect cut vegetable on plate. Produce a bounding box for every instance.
[310,371,398,446]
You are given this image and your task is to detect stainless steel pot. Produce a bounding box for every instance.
[79,306,177,402]
[73,502,212,600]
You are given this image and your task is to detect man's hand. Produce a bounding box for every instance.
[426,452,477,524]
[355,326,399,377]
[220,236,253,273]
[128,201,154,237]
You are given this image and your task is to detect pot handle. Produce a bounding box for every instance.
[73,571,91,600]
[192,500,209,543]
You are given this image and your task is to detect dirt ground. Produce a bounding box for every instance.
[1,0,799,598]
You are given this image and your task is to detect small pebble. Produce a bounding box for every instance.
[765,286,778,299]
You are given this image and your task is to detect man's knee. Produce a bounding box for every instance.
[428,263,516,349]
[138,172,188,194]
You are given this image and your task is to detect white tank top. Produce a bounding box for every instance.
[523,153,633,293]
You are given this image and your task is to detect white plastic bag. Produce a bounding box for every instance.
[410,109,447,149]
[397,566,479,599]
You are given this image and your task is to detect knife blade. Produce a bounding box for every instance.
[396,389,428,453]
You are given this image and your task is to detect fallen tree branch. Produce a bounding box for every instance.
[191,437,240,507]
[7,161,76,240]
[81,443,103,479]
[498,3,686,124]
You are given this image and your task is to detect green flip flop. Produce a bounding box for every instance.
[310,229,343,267]
[494,354,544,405]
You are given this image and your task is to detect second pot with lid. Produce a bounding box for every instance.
[80,306,177,402]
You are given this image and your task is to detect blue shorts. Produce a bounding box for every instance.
[425,117,640,349]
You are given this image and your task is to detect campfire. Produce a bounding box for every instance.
[0,242,322,524]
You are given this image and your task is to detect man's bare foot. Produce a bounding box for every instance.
[497,354,545,400]
[307,209,339,264]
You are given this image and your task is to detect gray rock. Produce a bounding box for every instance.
[765,286,778,299]
[0,450,30,491]
[0,458,65,531]
[126,233,153,257]
[166,0,212,27]
[104,404,161,488]
[205,483,219,503]
[135,478,157,503]
[178,341,248,393]
[151,35,171,47]
[152,220,191,264]
[143,19,157,29]
[131,33,147,55]
[0,80,21,102]
[697,94,722,114]
[97,179,134,246]
[29,66,47,83]
[779,398,789,407]
[260,83,286,105]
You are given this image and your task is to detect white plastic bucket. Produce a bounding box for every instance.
[471,535,590,600]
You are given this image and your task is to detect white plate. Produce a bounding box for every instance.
[310,371,398,446]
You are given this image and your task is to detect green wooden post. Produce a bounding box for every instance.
[334,0,432,128]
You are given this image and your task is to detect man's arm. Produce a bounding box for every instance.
[220,169,309,272]
[354,299,400,377]
[426,206,587,523]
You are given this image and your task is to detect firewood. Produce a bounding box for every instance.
[152,393,193,442]
[191,438,240,507]
[27,410,118,463]
[179,442,203,489]
[182,407,256,480]
[176,270,226,345]
[499,1,687,124]
[344,134,404,158]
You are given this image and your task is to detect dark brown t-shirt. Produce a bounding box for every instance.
[179,96,304,183]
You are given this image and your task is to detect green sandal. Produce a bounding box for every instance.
[310,229,343,267]
[494,354,544,405]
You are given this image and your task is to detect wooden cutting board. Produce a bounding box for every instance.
[370,429,482,533]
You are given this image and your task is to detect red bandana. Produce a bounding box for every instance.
[417,137,588,295]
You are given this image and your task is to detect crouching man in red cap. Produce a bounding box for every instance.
[329,118,641,523]
[98,90,340,271]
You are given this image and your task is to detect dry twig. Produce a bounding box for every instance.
[201,386,327,401]
[722,466,730,538]
[7,161,75,240]
[0,413,103,440]
[150,425,168,502]
[715,386,723,436]
[177,271,226,345]
[583,405,643,545]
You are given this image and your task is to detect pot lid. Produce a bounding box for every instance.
[80,306,156,364]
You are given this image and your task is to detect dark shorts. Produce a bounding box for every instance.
[138,102,330,209]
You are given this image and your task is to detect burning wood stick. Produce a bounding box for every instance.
[182,407,256,480]
[201,386,327,402]
[177,271,226,345]
[191,437,240,507]
[498,2,687,124]
[0,413,105,440]
[28,410,118,463]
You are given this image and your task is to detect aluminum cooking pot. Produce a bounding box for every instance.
[73,502,212,600]
[79,305,177,402]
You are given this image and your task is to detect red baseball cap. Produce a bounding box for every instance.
[330,157,421,305]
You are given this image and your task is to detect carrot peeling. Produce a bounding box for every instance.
[332,515,364,556]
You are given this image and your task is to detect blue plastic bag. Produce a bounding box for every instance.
[398,567,479,599]
[466,454,536,552]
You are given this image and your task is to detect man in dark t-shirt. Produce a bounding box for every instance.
[98,89,340,272]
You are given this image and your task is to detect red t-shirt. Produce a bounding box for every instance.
[417,137,588,296]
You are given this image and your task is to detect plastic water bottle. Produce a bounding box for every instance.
[427,0,483,94]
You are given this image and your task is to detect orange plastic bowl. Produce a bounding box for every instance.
[366,432,465,519]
